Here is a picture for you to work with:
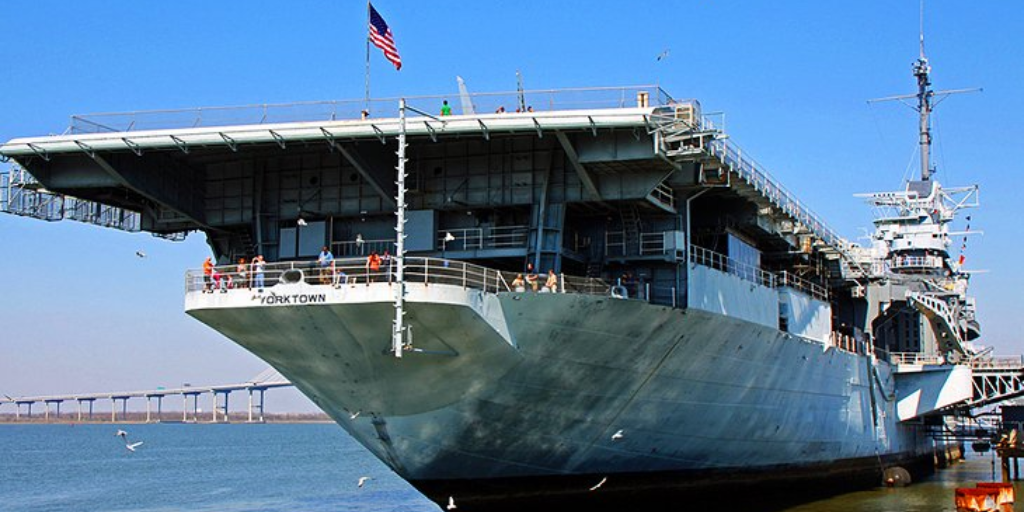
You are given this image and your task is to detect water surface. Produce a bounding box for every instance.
[1,424,1013,512]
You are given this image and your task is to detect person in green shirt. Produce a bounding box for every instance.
[440,100,452,116]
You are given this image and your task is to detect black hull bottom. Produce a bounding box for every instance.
[411,448,960,512]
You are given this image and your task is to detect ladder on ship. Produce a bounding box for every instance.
[620,206,642,256]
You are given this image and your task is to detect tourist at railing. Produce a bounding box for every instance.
[212,266,227,293]
[236,258,249,289]
[543,270,558,293]
[525,263,539,292]
[366,251,382,283]
[203,257,214,293]
[317,246,334,285]
[511,274,526,292]
[253,255,266,291]
[382,250,393,283]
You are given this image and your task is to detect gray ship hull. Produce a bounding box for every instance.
[187,281,933,509]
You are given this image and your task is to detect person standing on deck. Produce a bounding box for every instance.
[253,255,266,291]
[440,100,452,116]
[366,251,382,283]
[318,246,334,284]
[202,257,214,293]
[525,263,539,292]
[236,258,248,289]
[382,249,393,282]
[544,269,558,293]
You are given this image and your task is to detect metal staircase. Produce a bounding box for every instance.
[645,179,676,213]
[907,291,968,356]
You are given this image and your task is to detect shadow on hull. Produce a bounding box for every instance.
[412,452,951,512]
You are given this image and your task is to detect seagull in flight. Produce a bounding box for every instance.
[349,410,361,420]
[125,441,144,452]
[446,496,457,510]
[357,476,371,488]
[135,250,146,258]
[297,218,308,227]
[115,429,128,439]
[611,429,625,441]
[656,48,670,61]
[589,477,608,491]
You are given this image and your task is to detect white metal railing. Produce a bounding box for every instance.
[639,232,665,255]
[70,85,677,134]
[186,247,837,310]
[971,356,1024,370]
[688,244,776,289]
[890,352,945,365]
[332,238,394,257]
[605,231,626,256]
[186,255,669,312]
[776,271,829,302]
[188,257,512,294]
[891,254,944,270]
[648,181,675,210]
[707,139,841,249]
[440,225,529,252]
[605,230,676,257]
[688,245,829,301]
[652,109,845,254]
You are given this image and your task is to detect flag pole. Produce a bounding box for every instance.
[364,2,371,114]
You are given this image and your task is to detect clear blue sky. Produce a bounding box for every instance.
[1,1,1021,412]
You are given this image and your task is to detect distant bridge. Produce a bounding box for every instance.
[0,368,292,423]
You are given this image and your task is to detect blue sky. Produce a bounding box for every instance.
[1,1,1021,412]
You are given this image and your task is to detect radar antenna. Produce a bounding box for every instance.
[867,0,980,182]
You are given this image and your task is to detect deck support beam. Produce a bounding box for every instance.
[331,141,397,208]
[555,131,601,200]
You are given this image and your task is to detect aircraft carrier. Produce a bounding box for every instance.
[0,54,981,510]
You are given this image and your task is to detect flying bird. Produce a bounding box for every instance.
[297,218,309,227]
[115,429,128,439]
[589,477,608,491]
[611,429,624,441]
[446,496,457,510]
[656,48,670,61]
[357,476,371,488]
[125,441,144,452]
[135,250,146,258]
[349,410,361,420]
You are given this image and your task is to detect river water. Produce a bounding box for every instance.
[0,423,1014,512]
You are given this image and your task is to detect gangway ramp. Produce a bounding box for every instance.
[970,356,1024,409]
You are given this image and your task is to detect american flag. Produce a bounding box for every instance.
[368,3,401,70]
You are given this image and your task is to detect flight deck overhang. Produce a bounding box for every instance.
[0,107,656,158]
[0,87,855,267]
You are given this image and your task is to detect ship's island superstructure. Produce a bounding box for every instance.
[0,70,983,509]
